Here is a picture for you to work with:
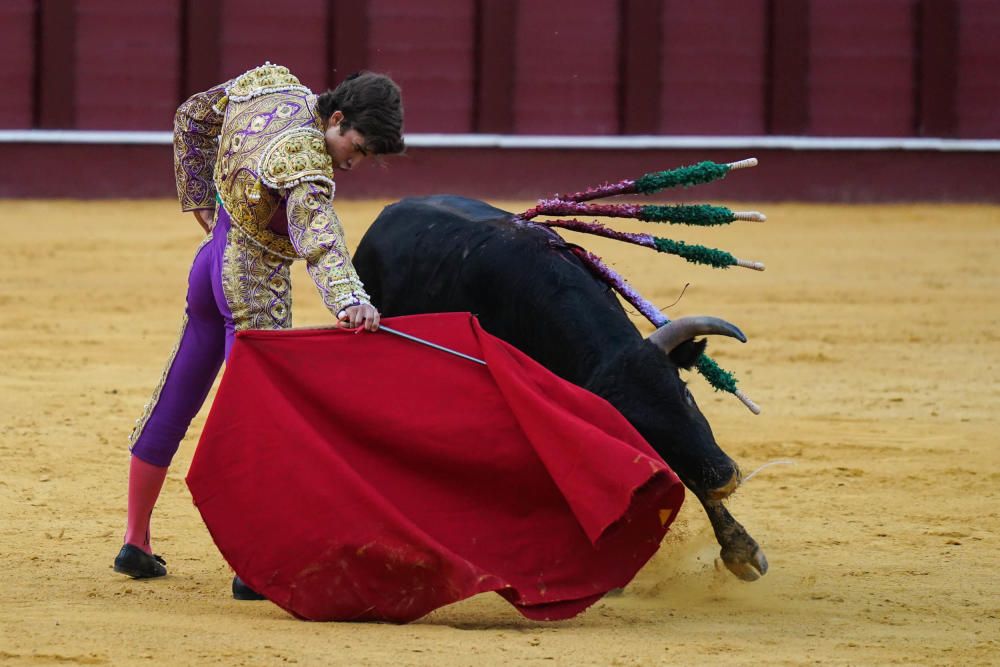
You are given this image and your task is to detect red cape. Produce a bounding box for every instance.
[186,312,684,622]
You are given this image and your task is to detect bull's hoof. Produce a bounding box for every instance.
[705,468,742,502]
[721,546,768,582]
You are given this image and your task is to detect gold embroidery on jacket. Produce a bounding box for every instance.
[286,181,370,315]
[225,63,309,103]
[173,63,367,325]
[214,76,329,260]
[221,223,293,331]
[259,127,336,192]
[173,85,227,211]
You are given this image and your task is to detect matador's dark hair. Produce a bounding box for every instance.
[317,72,405,156]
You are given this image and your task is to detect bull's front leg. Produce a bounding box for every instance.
[697,492,768,581]
[671,455,768,581]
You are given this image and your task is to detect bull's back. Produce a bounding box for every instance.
[355,195,558,316]
[354,195,630,377]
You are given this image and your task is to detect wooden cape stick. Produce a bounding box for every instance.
[293,324,486,366]
[378,325,487,366]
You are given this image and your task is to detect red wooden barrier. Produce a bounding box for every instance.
[0,0,35,128]
[2,142,997,202]
[11,0,1000,137]
[475,0,518,133]
[3,0,999,204]
[36,0,76,129]
[217,0,327,91]
[808,0,917,136]
[327,0,370,89]
[956,0,1000,137]
[368,0,476,132]
[767,0,810,135]
[75,0,181,130]
[918,0,959,136]
[182,0,222,99]
[659,0,768,135]
[512,0,620,135]
[619,0,662,134]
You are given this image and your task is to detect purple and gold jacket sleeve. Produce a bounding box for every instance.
[286,180,372,317]
[173,83,227,212]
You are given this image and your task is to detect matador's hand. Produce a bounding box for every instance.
[193,208,214,234]
[338,304,380,331]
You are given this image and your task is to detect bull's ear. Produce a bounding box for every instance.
[668,338,707,369]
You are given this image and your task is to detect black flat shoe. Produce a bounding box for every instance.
[113,544,167,578]
[232,575,266,601]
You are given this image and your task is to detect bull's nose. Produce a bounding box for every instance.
[705,462,741,501]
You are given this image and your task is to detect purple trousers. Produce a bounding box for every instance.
[129,209,286,467]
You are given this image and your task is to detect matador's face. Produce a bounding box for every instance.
[324,111,369,172]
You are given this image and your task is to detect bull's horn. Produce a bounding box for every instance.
[647,316,747,354]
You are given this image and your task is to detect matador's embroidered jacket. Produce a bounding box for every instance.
[173,63,370,319]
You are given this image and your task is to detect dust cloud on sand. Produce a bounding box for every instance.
[1,200,997,665]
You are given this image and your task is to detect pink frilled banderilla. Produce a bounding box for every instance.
[515,158,765,414]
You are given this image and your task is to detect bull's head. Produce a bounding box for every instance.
[593,315,767,580]
[647,316,746,497]
[592,316,746,500]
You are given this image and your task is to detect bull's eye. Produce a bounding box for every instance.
[684,387,695,407]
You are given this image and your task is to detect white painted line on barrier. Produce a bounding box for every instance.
[0,129,998,151]
[0,130,173,145]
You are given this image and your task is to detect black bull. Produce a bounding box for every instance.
[353,195,768,581]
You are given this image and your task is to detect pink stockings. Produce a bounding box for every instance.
[124,455,168,554]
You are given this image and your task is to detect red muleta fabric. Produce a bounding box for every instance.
[186,312,684,623]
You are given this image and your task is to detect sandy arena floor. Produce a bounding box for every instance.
[0,199,998,666]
